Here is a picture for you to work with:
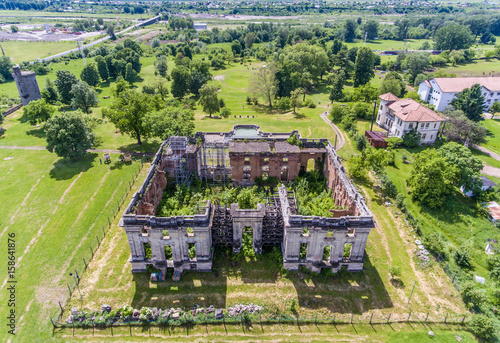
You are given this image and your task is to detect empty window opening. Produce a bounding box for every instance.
[164,245,173,260]
[302,227,309,236]
[326,231,334,238]
[299,243,308,260]
[283,158,289,162]
[143,243,152,259]
[243,165,251,181]
[188,243,196,260]
[306,158,315,172]
[263,158,269,164]
[280,166,288,181]
[322,246,331,261]
[187,227,194,236]
[242,229,255,257]
[141,226,148,235]
[244,157,250,164]
[162,230,170,238]
[343,243,352,259]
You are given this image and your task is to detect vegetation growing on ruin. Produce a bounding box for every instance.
[291,170,338,218]
[157,181,267,217]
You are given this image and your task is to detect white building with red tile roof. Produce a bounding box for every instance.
[418,77,500,112]
[376,93,445,144]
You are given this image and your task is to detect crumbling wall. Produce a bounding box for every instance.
[12,66,41,106]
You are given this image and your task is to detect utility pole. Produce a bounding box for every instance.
[370,100,377,131]
[77,41,86,66]
[407,280,417,307]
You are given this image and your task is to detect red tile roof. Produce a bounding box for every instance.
[379,92,400,102]
[388,98,445,123]
[433,77,500,93]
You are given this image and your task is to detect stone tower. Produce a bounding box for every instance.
[12,65,42,106]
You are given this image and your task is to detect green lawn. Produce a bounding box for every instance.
[483,118,500,155]
[0,41,79,64]
[0,148,143,342]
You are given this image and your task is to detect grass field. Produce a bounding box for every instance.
[483,118,500,155]
[0,41,79,64]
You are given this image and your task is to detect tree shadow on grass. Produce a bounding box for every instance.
[26,127,45,139]
[416,190,477,227]
[118,140,162,154]
[49,152,98,180]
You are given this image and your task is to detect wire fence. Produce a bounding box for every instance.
[51,160,144,322]
[51,310,472,332]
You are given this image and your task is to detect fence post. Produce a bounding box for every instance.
[452,273,456,283]
[67,284,72,296]
[83,257,87,270]
[332,315,335,324]
[90,245,93,257]
[75,269,80,282]
[96,235,100,247]
[425,312,429,322]
[59,301,64,314]
[462,315,466,324]
[50,317,55,328]
[102,225,106,236]
[407,310,411,322]
[387,313,391,323]
[444,313,448,324]
[369,313,373,324]
[315,314,317,324]
[350,313,353,324]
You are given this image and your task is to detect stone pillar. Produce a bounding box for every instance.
[232,221,242,253]
[252,221,262,254]
[349,228,370,261]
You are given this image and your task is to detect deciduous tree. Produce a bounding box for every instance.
[144,106,195,139]
[434,25,475,51]
[80,62,100,87]
[198,84,220,117]
[23,98,55,125]
[353,47,375,87]
[54,70,78,104]
[171,66,191,99]
[249,63,277,108]
[44,112,95,159]
[71,81,99,113]
[451,83,485,121]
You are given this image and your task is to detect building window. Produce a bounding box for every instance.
[434,123,437,128]
[425,123,429,128]
[380,105,383,110]
[421,123,425,128]
[409,123,413,129]
[430,135,433,139]
[422,134,427,140]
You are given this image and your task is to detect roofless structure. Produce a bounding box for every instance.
[120,126,374,274]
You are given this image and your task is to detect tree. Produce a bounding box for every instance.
[41,79,59,104]
[451,84,485,122]
[344,19,357,42]
[406,149,457,208]
[106,24,116,40]
[0,56,13,83]
[380,71,406,98]
[353,47,375,87]
[54,70,78,104]
[103,91,160,144]
[438,142,483,193]
[249,63,277,108]
[388,265,402,279]
[151,37,161,49]
[189,60,211,96]
[44,112,95,159]
[402,128,421,148]
[490,100,500,114]
[329,70,346,102]
[153,77,169,100]
[125,63,136,83]
[198,84,220,117]
[71,81,99,113]
[171,66,191,99]
[290,88,302,113]
[144,106,195,139]
[112,78,130,97]
[353,83,378,102]
[244,32,256,49]
[276,97,291,113]
[443,110,487,144]
[231,40,242,56]
[94,55,109,81]
[332,49,354,78]
[434,25,475,51]
[10,25,18,33]
[331,39,343,55]
[154,55,168,77]
[402,52,431,83]
[363,20,379,40]
[80,63,100,87]
[23,99,55,125]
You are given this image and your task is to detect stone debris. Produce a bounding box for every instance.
[66,314,74,324]
[226,304,263,317]
[101,304,112,312]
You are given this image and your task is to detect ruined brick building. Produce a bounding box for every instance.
[12,65,42,106]
[120,125,374,274]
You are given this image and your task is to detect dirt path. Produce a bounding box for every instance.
[481,165,500,177]
[472,144,500,176]
[320,111,346,150]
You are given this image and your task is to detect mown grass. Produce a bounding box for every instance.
[0,148,143,342]
[0,40,79,64]
[483,118,500,155]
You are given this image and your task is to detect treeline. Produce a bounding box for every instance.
[0,1,46,10]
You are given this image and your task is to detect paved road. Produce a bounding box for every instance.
[39,14,162,62]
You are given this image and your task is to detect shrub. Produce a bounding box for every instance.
[380,173,398,198]
[220,107,231,118]
[354,133,368,151]
[402,129,421,147]
[454,245,471,269]
[330,104,346,122]
[389,265,402,279]
[276,97,291,113]
[469,314,495,341]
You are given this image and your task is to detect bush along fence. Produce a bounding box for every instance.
[51,303,472,332]
[49,161,144,323]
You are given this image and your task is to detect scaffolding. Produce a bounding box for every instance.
[262,194,284,247]
[165,136,194,185]
[211,200,233,246]
[200,141,231,183]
